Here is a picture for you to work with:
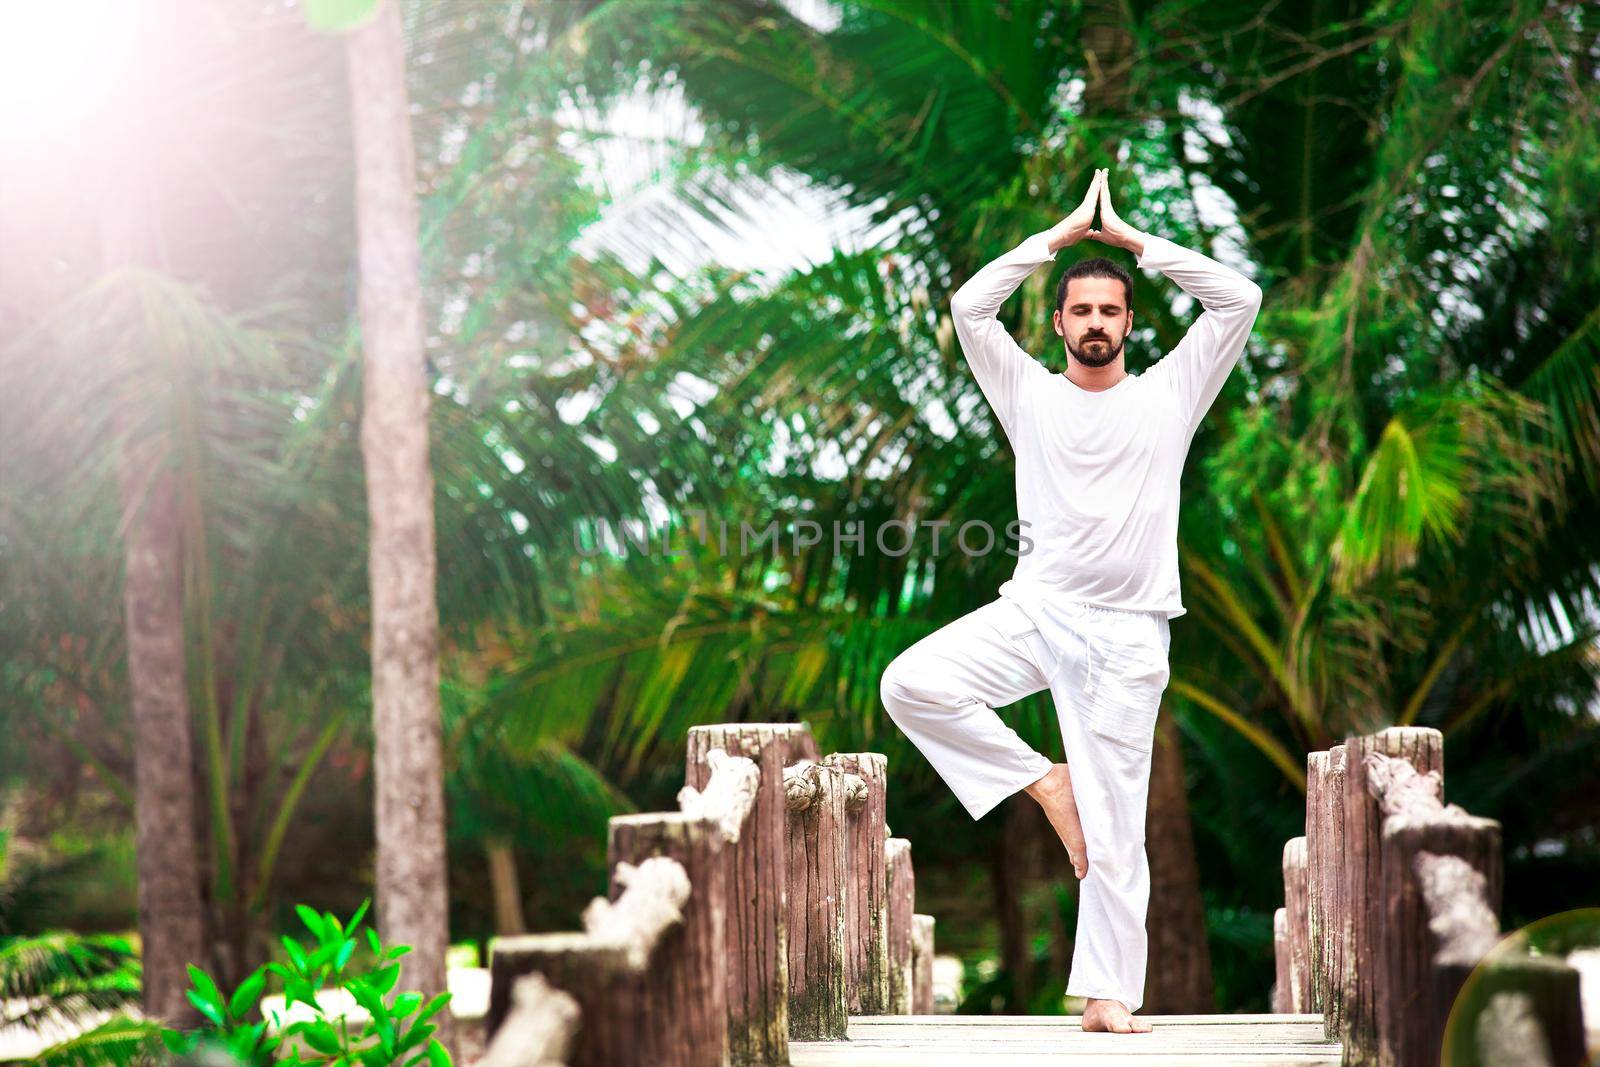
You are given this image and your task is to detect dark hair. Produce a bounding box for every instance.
[1055,256,1133,314]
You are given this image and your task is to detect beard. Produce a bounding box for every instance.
[1067,332,1124,368]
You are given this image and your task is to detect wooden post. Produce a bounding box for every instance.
[486,857,691,1067]
[1442,955,1588,1067]
[911,914,935,1015]
[1363,753,1502,1067]
[488,936,638,1067]
[1273,907,1291,1014]
[608,813,729,1067]
[1342,727,1442,1062]
[821,752,889,1015]
[782,759,848,1039]
[686,722,812,1065]
[479,972,579,1067]
[1420,851,1502,1061]
[791,730,820,762]
[885,837,915,1014]
[1305,745,1347,1025]
[1282,836,1310,1012]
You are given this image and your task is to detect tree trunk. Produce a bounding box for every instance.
[345,0,451,1049]
[486,841,528,937]
[101,129,206,1027]
[1143,714,1215,1013]
[117,461,209,1023]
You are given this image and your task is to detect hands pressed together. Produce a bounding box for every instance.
[1047,168,1147,256]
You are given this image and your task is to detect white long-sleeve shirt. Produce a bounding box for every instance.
[950,230,1263,622]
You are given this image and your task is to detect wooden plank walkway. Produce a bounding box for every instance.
[791,1013,1343,1065]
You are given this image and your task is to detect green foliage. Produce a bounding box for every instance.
[24,1015,166,1066]
[303,0,381,34]
[162,900,452,1067]
[0,833,137,1017]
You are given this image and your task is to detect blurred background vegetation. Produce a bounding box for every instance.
[1,0,1596,1033]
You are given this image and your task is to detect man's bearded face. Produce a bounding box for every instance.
[1055,276,1132,369]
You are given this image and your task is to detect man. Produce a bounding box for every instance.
[879,168,1263,1033]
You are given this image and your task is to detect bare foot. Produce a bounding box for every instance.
[1081,998,1152,1033]
[1023,763,1088,879]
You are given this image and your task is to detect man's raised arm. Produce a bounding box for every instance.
[1136,235,1264,438]
[1090,173,1263,438]
[950,169,1107,437]
[949,231,1057,437]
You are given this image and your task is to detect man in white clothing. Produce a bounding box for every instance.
[879,169,1263,1033]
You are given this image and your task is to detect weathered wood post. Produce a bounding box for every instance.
[486,857,691,1066]
[607,812,730,1067]
[885,835,915,1013]
[820,752,889,1015]
[782,759,848,1039]
[1282,836,1310,1012]
[1365,753,1502,1067]
[911,914,936,1015]
[1306,745,1347,1026]
[558,744,756,1067]
[1342,727,1442,1061]
[1445,953,1588,1067]
[1273,908,1292,1014]
[687,722,813,1065]
[478,972,579,1067]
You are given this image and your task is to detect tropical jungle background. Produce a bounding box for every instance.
[1,0,1597,1059]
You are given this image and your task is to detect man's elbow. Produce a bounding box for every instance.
[1243,280,1264,311]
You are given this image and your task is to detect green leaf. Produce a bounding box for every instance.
[348,898,371,934]
[426,1037,452,1066]
[346,979,386,1022]
[295,904,326,940]
[160,1029,192,1053]
[230,1022,268,1057]
[281,935,308,973]
[229,969,268,1020]
[391,992,422,1019]
[283,976,318,1010]
[186,988,225,1027]
[365,928,381,955]
[395,1021,434,1055]
[335,937,356,972]
[371,962,401,995]
[187,963,227,1021]
[413,992,451,1025]
[307,941,337,972]
[302,0,380,33]
[297,1020,344,1055]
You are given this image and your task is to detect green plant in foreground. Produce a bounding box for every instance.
[163,900,451,1066]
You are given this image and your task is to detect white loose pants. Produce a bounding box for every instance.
[878,595,1172,1012]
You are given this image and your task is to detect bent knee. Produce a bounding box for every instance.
[880,653,930,715]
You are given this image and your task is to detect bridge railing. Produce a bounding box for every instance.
[1276,726,1588,1067]
[483,722,936,1067]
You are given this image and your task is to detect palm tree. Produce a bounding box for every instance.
[96,133,205,1027]
[338,0,452,1049]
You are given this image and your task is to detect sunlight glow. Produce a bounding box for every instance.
[0,0,143,150]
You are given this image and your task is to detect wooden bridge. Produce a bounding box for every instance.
[791,1014,1339,1064]
[474,723,1588,1067]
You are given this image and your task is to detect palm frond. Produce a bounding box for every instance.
[23,1014,163,1067]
